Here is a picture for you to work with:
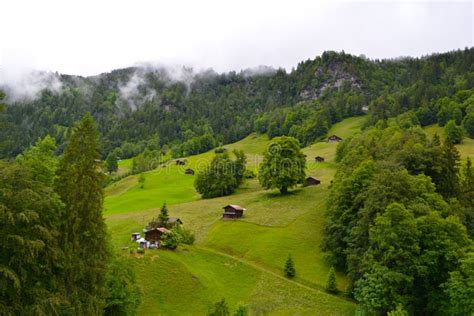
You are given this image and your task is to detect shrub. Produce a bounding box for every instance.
[214,147,227,154]
[208,298,230,316]
[243,169,256,179]
[138,173,146,189]
[161,230,180,249]
[175,226,195,245]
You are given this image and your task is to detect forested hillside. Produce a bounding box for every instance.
[1,48,474,159]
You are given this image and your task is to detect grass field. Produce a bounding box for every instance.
[104,115,368,315]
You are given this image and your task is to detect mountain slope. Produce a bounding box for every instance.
[104,117,372,314]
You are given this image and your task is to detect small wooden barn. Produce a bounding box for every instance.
[222,204,246,219]
[315,156,325,162]
[328,135,343,143]
[304,176,321,186]
[167,217,183,227]
[185,168,195,175]
[176,159,185,166]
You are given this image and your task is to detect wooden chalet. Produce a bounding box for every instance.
[185,168,195,175]
[315,156,325,162]
[144,227,169,246]
[328,135,343,143]
[304,176,321,186]
[222,204,246,219]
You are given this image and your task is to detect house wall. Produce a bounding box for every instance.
[145,230,162,242]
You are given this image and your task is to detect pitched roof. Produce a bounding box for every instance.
[224,204,246,211]
[167,217,182,224]
[306,176,320,181]
[144,227,170,233]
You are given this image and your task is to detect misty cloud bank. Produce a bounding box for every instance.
[0,62,277,108]
[0,69,63,102]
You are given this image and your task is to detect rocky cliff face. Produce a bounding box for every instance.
[299,62,362,101]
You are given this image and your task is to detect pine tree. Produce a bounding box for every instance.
[158,202,169,227]
[284,254,296,278]
[55,113,110,315]
[437,138,461,198]
[460,158,474,238]
[325,266,338,294]
[0,162,66,314]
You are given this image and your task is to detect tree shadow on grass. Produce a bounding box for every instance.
[261,188,305,200]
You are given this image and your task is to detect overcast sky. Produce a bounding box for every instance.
[0,0,472,77]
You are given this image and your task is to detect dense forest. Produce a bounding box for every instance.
[1,48,474,159]
[323,124,473,314]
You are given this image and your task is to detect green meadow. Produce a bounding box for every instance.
[104,115,472,315]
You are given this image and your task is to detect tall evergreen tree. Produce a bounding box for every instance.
[55,113,110,315]
[158,202,169,227]
[460,158,474,238]
[438,139,461,198]
[0,162,66,315]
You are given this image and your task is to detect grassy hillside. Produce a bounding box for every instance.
[104,116,370,315]
[424,124,474,159]
[105,116,474,315]
[104,134,272,215]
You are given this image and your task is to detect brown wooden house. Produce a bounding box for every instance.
[328,135,342,143]
[144,227,169,245]
[222,204,246,219]
[185,168,195,175]
[304,176,321,186]
[315,156,325,162]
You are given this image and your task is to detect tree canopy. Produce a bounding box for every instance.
[258,136,306,194]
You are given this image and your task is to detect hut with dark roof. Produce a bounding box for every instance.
[327,135,342,143]
[304,176,321,186]
[222,204,246,219]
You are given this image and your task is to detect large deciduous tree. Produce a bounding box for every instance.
[195,150,246,199]
[16,135,58,186]
[258,136,306,194]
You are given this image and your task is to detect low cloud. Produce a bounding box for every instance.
[0,69,63,102]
